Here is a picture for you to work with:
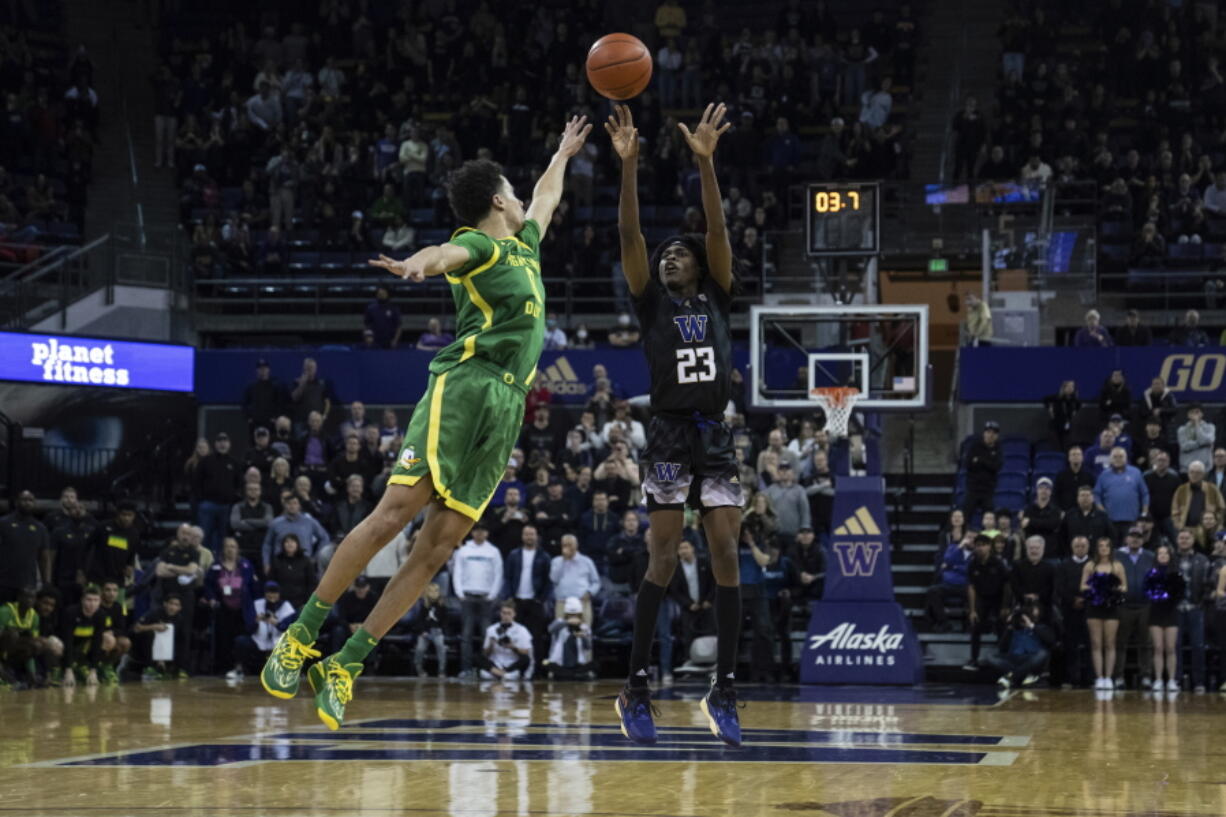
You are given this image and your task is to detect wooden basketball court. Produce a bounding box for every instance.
[3,680,1224,816]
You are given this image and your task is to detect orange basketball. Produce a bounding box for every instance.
[586,33,653,101]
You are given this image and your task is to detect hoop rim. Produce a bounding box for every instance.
[808,386,862,409]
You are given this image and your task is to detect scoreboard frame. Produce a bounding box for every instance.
[804,181,881,257]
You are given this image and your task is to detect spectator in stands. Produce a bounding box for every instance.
[962,292,993,346]
[243,360,286,436]
[205,537,256,680]
[452,523,503,679]
[1020,155,1052,188]
[406,581,446,678]
[229,481,272,572]
[962,421,1003,522]
[339,402,373,442]
[1106,414,1132,454]
[1044,380,1081,451]
[801,449,835,534]
[1210,449,1226,495]
[1084,430,1117,478]
[290,358,335,429]
[1074,310,1113,347]
[951,96,986,179]
[1171,310,1210,347]
[1103,368,1127,421]
[606,511,646,595]
[607,313,641,347]
[543,314,568,350]
[550,535,599,625]
[1060,485,1113,559]
[1022,477,1062,559]
[480,601,534,681]
[764,462,811,542]
[982,599,1054,689]
[1145,450,1183,542]
[233,582,294,675]
[1179,405,1216,475]
[535,479,575,548]
[1054,446,1096,512]
[327,435,377,498]
[926,532,973,633]
[1114,309,1152,346]
[578,491,616,570]
[1141,379,1179,432]
[1171,460,1223,533]
[1173,528,1210,692]
[490,486,529,553]
[260,493,328,574]
[964,534,1009,672]
[193,432,240,557]
[594,441,639,512]
[669,537,714,646]
[1095,447,1149,544]
[758,428,801,476]
[1130,222,1166,267]
[938,509,967,550]
[245,428,277,476]
[504,525,551,661]
[363,287,403,349]
[1112,526,1155,689]
[601,401,646,455]
[245,81,282,132]
[416,317,453,351]
[1055,535,1092,687]
[1134,420,1173,472]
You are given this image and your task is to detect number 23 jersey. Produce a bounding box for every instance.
[633,274,732,417]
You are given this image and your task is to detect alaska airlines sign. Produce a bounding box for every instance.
[959,347,1226,401]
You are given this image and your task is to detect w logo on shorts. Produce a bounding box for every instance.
[653,462,683,482]
[672,315,708,343]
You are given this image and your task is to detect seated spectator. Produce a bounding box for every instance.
[1130,222,1166,267]
[479,600,534,680]
[1073,309,1113,347]
[1210,449,1226,495]
[981,600,1054,688]
[267,533,315,610]
[381,214,415,252]
[543,313,568,350]
[1138,377,1177,431]
[204,537,257,680]
[1179,405,1216,474]
[542,596,595,680]
[416,317,453,351]
[926,533,973,632]
[1171,310,1210,347]
[938,509,967,550]
[233,582,295,675]
[131,593,187,680]
[1171,460,1223,532]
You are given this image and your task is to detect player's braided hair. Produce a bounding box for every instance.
[446,159,505,226]
[648,234,741,293]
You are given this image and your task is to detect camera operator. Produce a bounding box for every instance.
[479,600,534,680]
[981,601,1056,689]
[543,596,595,680]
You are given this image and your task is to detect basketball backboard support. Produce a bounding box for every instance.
[749,304,930,411]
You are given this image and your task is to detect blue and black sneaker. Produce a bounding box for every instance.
[700,682,742,747]
[615,684,659,745]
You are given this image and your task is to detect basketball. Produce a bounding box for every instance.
[586,33,652,100]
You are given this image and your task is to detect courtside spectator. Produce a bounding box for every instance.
[1179,405,1216,474]
[205,537,257,680]
[982,600,1054,689]
[965,534,1008,671]
[926,532,973,632]
[1011,536,1056,616]
[1115,528,1155,688]
[479,601,534,681]
[267,533,315,610]
[408,582,447,678]
[542,596,595,680]
[1055,536,1092,687]
[1173,529,1211,692]
[233,583,294,676]
[963,421,1002,521]
[0,491,47,603]
[550,534,599,625]
[1055,447,1096,511]
[505,525,552,660]
[332,576,381,659]
[452,523,503,678]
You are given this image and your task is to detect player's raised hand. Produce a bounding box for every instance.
[555,115,593,159]
[678,102,732,158]
[603,104,638,161]
[369,254,426,283]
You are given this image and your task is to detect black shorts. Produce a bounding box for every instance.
[640,414,743,512]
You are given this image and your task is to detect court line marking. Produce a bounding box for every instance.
[975,752,1020,766]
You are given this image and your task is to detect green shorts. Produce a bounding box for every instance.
[389,359,527,521]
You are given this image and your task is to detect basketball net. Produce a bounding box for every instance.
[810,387,860,440]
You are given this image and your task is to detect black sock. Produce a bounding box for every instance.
[627,580,668,688]
[715,584,741,688]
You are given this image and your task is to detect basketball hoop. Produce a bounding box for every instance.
[810,386,861,440]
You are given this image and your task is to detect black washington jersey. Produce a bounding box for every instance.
[633,275,732,417]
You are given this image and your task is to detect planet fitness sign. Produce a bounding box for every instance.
[0,332,194,392]
[800,476,923,684]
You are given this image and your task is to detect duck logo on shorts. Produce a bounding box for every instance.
[399,448,420,468]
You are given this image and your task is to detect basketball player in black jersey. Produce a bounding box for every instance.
[605,103,744,747]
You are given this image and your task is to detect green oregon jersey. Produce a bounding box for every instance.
[0,602,38,635]
[429,218,545,387]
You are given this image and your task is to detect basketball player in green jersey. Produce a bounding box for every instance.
[260,115,592,729]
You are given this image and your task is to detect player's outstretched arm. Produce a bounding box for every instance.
[605,104,649,297]
[526,115,593,240]
[368,244,470,283]
[679,102,734,294]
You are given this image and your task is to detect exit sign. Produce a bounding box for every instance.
[927,257,948,273]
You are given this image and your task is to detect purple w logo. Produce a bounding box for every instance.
[833,542,883,577]
[672,315,708,343]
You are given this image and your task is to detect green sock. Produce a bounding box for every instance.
[296,593,333,641]
[337,627,379,666]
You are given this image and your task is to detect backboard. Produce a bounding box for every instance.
[748,304,930,411]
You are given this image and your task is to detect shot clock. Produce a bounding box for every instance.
[805,182,880,256]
